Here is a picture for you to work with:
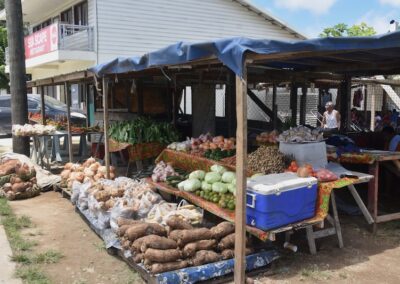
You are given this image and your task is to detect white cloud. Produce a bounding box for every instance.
[273,0,336,15]
[357,10,396,34]
[380,0,400,7]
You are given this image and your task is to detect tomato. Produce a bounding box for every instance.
[292,165,298,172]
[290,161,297,167]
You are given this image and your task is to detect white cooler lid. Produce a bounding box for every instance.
[247,173,317,195]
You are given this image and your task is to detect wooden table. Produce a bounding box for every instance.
[329,151,400,232]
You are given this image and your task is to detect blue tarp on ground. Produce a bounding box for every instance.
[89,32,400,78]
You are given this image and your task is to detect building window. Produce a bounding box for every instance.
[74,1,88,26]
[61,8,73,25]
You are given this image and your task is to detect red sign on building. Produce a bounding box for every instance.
[24,23,59,59]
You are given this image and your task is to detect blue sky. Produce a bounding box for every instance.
[251,0,400,38]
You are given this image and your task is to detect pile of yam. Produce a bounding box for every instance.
[117,218,255,274]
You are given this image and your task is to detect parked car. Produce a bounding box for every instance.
[0,94,87,135]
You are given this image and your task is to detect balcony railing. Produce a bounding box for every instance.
[5,23,94,64]
[58,24,94,52]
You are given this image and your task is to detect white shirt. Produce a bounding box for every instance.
[324,110,338,129]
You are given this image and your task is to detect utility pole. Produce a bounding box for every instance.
[5,0,29,155]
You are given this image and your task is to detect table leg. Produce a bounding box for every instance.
[305,226,317,255]
[348,184,374,224]
[53,136,62,162]
[330,192,344,248]
[368,162,379,233]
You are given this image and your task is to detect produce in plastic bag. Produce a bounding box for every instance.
[145,201,177,224]
[316,169,338,182]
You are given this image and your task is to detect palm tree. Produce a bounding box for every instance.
[5,0,29,155]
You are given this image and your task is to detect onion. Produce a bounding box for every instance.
[60,170,71,180]
[297,167,310,178]
[64,162,73,170]
[89,163,100,172]
[83,168,95,177]
[98,166,107,175]
[75,172,85,183]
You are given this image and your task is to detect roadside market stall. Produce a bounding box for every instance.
[83,32,400,282]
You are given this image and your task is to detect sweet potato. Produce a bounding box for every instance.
[189,250,221,266]
[140,235,178,252]
[0,160,20,175]
[218,233,235,251]
[11,182,30,193]
[144,248,182,263]
[117,217,143,227]
[220,248,254,260]
[169,228,213,247]
[2,182,12,192]
[117,225,131,237]
[10,176,22,184]
[121,239,132,250]
[211,222,235,240]
[133,253,143,263]
[149,260,189,274]
[125,223,166,241]
[182,239,217,258]
[166,215,193,230]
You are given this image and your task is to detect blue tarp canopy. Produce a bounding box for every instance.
[89,32,400,78]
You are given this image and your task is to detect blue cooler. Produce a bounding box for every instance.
[246,173,318,230]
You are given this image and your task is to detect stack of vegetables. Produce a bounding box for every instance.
[167,134,236,161]
[109,118,180,145]
[60,157,116,188]
[286,161,338,182]
[118,218,253,274]
[177,165,236,210]
[0,160,39,200]
[255,130,280,145]
[12,124,56,136]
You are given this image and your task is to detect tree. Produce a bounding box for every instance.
[320,22,376,37]
[0,26,9,90]
[5,0,29,155]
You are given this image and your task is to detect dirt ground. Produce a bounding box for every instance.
[10,192,143,284]
[8,191,400,284]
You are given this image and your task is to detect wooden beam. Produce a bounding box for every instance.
[102,78,110,179]
[64,82,73,163]
[226,72,237,137]
[364,86,368,126]
[234,70,247,284]
[247,88,282,126]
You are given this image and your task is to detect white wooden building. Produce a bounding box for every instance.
[2,0,305,83]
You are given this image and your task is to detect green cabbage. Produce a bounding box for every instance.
[178,180,186,191]
[204,172,222,184]
[212,182,228,193]
[222,171,236,183]
[231,178,236,186]
[189,170,206,180]
[183,179,202,192]
[227,183,236,194]
[201,181,212,191]
[210,165,227,175]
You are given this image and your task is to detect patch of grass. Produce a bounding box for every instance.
[34,250,64,264]
[0,198,55,284]
[0,197,12,216]
[300,264,331,281]
[15,266,51,284]
[10,253,32,264]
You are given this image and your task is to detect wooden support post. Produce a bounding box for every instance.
[137,79,144,116]
[364,86,368,127]
[234,70,247,284]
[64,82,73,163]
[226,72,237,137]
[272,84,277,130]
[102,78,110,179]
[340,77,351,131]
[40,86,46,125]
[290,83,298,124]
[300,85,307,125]
[370,87,376,131]
[382,89,388,112]
[172,75,178,126]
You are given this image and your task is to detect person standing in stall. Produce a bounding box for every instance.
[322,101,341,132]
